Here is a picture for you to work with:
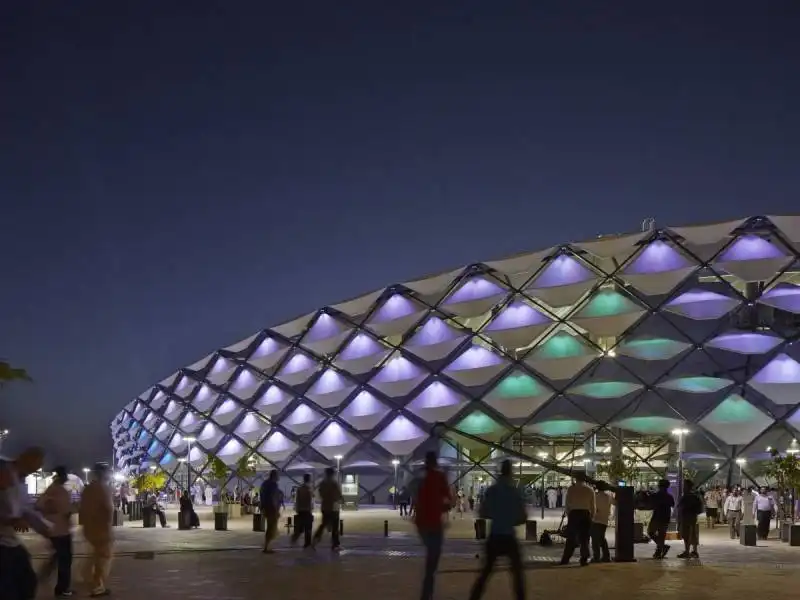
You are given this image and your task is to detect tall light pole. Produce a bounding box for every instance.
[334,455,343,485]
[82,467,90,485]
[735,458,746,486]
[184,436,196,490]
[672,428,689,499]
[392,459,400,509]
[0,429,9,453]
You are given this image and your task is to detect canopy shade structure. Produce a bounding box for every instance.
[111,215,800,494]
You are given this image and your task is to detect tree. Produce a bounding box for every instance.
[131,470,167,494]
[207,455,231,509]
[597,455,639,485]
[0,361,31,386]
[763,449,800,523]
[235,453,256,480]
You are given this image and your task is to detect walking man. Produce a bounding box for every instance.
[36,466,74,597]
[467,460,526,600]
[290,473,313,548]
[414,452,452,600]
[724,488,743,539]
[703,487,719,528]
[79,463,114,597]
[259,470,281,553]
[754,487,775,540]
[591,482,614,563]
[647,479,674,559]
[676,480,703,559]
[560,473,595,566]
[312,467,342,551]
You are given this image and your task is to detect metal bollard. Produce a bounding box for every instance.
[384,519,389,537]
[339,519,344,536]
[286,516,293,534]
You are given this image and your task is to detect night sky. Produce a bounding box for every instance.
[1,1,798,468]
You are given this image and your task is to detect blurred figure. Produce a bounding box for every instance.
[259,470,281,553]
[754,486,775,540]
[676,480,703,559]
[179,490,200,528]
[467,460,526,600]
[80,463,114,597]
[723,488,743,540]
[291,473,313,548]
[414,452,452,600]
[703,487,720,528]
[146,493,169,527]
[560,474,595,566]
[0,447,50,600]
[312,467,343,551]
[37,466,75,597]
[648,479,674,559]
[591,482,614,563]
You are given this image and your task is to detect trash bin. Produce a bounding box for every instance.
[525,520,537,541]
[214,511,228,531]
[253,513,265,532]
[112,509,124,527]
[128,500,143,522]
[475,518,487,540]
[142,506,156,528]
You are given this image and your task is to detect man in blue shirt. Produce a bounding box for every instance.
[259,470,280,553]
[468,459,526,600]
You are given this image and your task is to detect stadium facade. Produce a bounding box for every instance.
[111,215,800,502]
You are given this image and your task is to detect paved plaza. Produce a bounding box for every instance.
[23,507,800,599]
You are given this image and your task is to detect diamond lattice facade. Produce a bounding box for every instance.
[111,215,800,499]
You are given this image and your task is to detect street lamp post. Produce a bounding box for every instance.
[735,458,746,486]
[184,436,196,490]
[672,428,689,500]
[334,455,343,485]
[82,467,90,485]
[0,429,9,453]
[391,459,400,509]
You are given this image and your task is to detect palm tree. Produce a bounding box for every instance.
[0,361,31,386]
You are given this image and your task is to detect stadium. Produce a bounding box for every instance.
[111,215,800,504]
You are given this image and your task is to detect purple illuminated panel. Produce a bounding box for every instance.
[751,354,800,384]
[252,337,282,359]
[218,439,244,459]
[707,332,782,355]
[625,241,689,274]
[532,255,594,288]
[485,301,551,331]
[372,356,423,383]
[410,317,459,346]
[665,290,738,320]
[280,353,315,375]
[412,381,463,408]
[445,278,504,304]
[312,422,354,448]
[760,284,800,314]
[371,295,417,323]
[374,416,427,455]
[310,369,347,394]
[719,235,785,262]
[304,314,342,342]
[446,346,504,371]
[339,334,382,360]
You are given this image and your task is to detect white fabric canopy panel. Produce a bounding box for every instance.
[523,332,600,381]
[373,416,428,455]
[247,336,290,372]
[619,240,696,295]
[160,452,178,468]
[149,390,168,410]
[443,345,508,387]
[174,376,198,399]
[207,357,238,386]
[524,418,596,437]
[573,232,646,260]
[365,294,428,337]
[568,380,644,399]
[482,370,554,419]
[133,402,147,421]
[223,332,260,354]
[748,354,800,405]
[481,301,553,349]
[404,317,467,362]
[271,311,314,339]
[669,218,746,245]
[258,432,298,462]
[713,235,793,282]
[440,277,509,317]
[234,413,269,443]
[163,400,183,422]
[159,372,180,389]
[525,255,600,308]
[186,352,215,372]
[217,439,248,465]
[154,421,172,441]
[610,416,687,435]
[310,422,359,459]
[663,289,741,321]
[275,352,319,386]
[179,411,204,433]
[406,381,468,423]
[698,394,774,445]
[169,433,188,452]
[142,412,159,432]
[305,369,358,408]
[616,337,692,361]
[330,289,384,319]
[188,445,207,466]
[368,354,429,397]
[570,290,646,337]
[282,403,323,435]
[299,313,353,355]
[484,247,553,289]
[402,268,463,296]
[252,385,293,417]
[197,422,224,451]
[767,215,800,244]
[191,385,219,412]
[338,391,390,430]
[705,331,783,355]
[211,398,243,426]
[227,369,264,401]
[333,333,391,374]
[656,376,735,394]
[758,283,800,314]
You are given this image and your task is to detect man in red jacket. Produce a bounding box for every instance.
[414,452,452,600]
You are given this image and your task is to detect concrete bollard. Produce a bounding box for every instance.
[384,519,389,537]
[339,519,344,536]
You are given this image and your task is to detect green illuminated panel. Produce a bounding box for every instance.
[613,416,682,435]
[570,381,642,399]
[455,411,504,436]
[495,373,546,399]
[578,290,638,318]
[533,333,588,359]
[619,338,688,360]
[529,419,592,436]
[706,394,762,424]
[659,377,733,393]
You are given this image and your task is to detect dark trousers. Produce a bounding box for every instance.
[590,522,610,562]
[0,544,37,600]
[42,535,73,594]
[648,518,669,553]
[155,508,167,527]
[561,509,592,564]
[264,511,279,547]
[419,529,444,600]
[313,510,340,547]
[291,511,313,547]
[468,534,525,600]
[399,502,409,517]
[757,510,772,539]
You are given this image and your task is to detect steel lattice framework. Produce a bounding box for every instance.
[111,215,800,493]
